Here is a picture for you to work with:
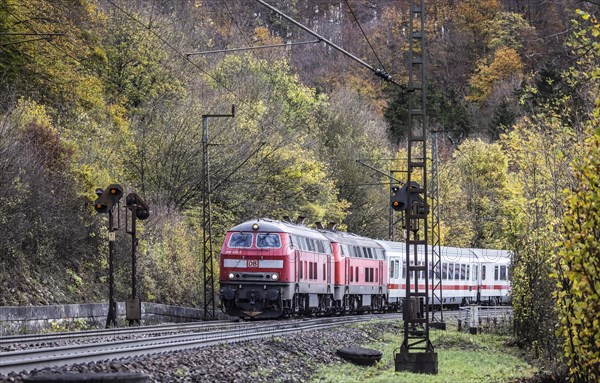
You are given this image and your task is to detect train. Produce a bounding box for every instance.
[219,217,511,319]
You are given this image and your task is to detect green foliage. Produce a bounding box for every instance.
[0,99,105,305]
[445,138,512,248]
[484,11,537,52]
[385,85,474,143]
[556,132,600,383]
[499,114,577,368]
[139,210,203,305]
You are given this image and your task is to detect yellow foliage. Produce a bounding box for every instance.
[468,47,524,102]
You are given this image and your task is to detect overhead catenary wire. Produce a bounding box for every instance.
[253,0,403,88]
[104,0,320,206]
[342,0,388,75]
[186,39,321,56]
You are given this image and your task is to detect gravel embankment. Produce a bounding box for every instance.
[0,321,400,383]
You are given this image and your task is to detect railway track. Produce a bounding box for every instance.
[0,319,238,348]
[0,314,401,375]
[1,308,509,376]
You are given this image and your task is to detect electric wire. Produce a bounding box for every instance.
[343,0,388,74]
[105,0,317,206]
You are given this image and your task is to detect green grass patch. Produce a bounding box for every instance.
[313,322,537,383]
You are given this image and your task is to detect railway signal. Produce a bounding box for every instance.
[126,193,150,220]
[390,184,409,212]
[125,192,150,326]
[93,183,123,328]
[94,184,124,213]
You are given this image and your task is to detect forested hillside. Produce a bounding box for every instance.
[1,1,599,379]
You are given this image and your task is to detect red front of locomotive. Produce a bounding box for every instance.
[219,219,295,319]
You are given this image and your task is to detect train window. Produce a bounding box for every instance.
[367,248,373,259]
[356,267,359,281]
[482,265,486,280]
[257,233,281,248]
[395,260,400,279]
[473,265,478,281]
[494,266,499,281]
[350,266,353,282]
[323,264,326,281]
[466,265,470,281]
[442,263,447,279]
[306,239,314,252]
[390,262,395,279]
[428,262,433,279]
[228,233,253,248]
[316,240,324,253]
[313,263,318,280]
[304,261,308,279]
[299,261,303,279]
[365,268,370,282]
[460,264,466,280]
[297,237,305,251]
[500,265,507,280]
[375,267,378,282]
[448,263,454,280]
[454,264,461,280]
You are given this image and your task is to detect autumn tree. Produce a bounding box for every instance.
[553,9,600,381]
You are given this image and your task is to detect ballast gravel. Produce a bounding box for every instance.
[0,321,399,383]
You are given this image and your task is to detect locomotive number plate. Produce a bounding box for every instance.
[248,260,259,267]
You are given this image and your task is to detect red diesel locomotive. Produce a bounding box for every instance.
[219,218,387,319]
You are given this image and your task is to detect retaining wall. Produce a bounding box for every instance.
[0,302,226,335]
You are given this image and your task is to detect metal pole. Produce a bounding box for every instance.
[106,208,117,328]
[202,106,235,320]
[131,206,137,300]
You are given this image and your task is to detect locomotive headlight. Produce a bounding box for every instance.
[271,273,279,281]
[228,273,235,279]
[252,223,260,230]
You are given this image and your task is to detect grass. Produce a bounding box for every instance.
[312,322,537,383]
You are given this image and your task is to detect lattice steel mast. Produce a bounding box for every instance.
[395,0,438,373]
[430,131,445,328]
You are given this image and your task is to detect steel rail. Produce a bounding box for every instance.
[0,320,238,346]
[0,314,401,375]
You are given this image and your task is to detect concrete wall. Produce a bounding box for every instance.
[0,302,229,335]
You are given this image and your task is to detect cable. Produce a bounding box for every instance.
[105,0,245,106]
[343,0,388,74]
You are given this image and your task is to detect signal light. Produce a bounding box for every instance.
[94,184,123,214]
[390,184,408,212]
[125,192,150,221]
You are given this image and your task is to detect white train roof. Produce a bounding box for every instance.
[375,240,511,263]
[227,218,329,240]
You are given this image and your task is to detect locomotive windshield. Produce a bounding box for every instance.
[229,233,253,248]
[257,233,281,248]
